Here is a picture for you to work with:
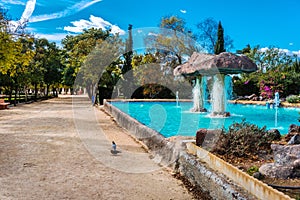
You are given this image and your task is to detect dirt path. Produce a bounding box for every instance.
[0,96,194,200]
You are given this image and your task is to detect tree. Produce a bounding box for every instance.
[61,28,111,93]
[131,53,174,98]
[196,18,233,53]
[214,21,226,54]
[236,44,251,55]
[146,16,200,67]
[43,41,64,97]
[0,9,35,104]
[122,24,133,74]
[30,38,51,99]
[121,24,135,98]
[243,45,295,72]
[7,37,34,105]
[131,52,192,99]
[79,34,123,103]
[234,45,300,98]
[0,10,33,76]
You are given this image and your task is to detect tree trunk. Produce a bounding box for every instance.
[14,85,17,106]
[8,85,13,104]
[34,83,38,101]
[98,86,113,105]
[46,84,50,97]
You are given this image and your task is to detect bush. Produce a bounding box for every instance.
[247,166,259,176]
[212,120,278,159]
[286,95,300,103]
[232,76,259,97]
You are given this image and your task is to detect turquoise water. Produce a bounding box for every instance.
[111,101,300,137]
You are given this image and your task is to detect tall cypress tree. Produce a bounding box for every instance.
[214,21,226,54]
[122,24,134,98]
[122,24,133,74]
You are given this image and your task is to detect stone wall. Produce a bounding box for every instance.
[178,151,256,200]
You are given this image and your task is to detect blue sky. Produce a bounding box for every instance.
[1,0,300,55]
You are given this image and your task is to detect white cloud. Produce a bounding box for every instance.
[289,42,294,46]
[64,15,125,35]
[0,0,25,6]
[20,0,36,24]
[259,47,269,52]
[35,33,69,42]
[180,9,187,14]
[292,50,300,57]
[29,0,102,23]
[259,47,300,57]
[7,0,36,32]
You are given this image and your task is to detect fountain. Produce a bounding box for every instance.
[191,78,207,112]
[211,74,228,116]
[175,91,179,107]
[274,92,280,107]
[224,75,233,102]
[274,92,280,127]
[201,76,208,108]
[174,52,257,117]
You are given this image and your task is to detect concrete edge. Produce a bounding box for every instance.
[187,143,294,200]
[178,150,256,200]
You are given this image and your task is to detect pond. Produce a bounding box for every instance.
[110,101,300,137]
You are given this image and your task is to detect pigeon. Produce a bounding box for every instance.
[111,141,117,155]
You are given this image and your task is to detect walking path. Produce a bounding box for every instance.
[0,96,193,200]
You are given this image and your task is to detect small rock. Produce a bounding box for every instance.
[289,124,300,134]
[288,134,300,145]
[253,172,263,180]
[196,129,207,146]
[293,159,300,167]
[259,144,300,179]
[267,129,281,141]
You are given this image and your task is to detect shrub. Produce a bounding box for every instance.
[286,95,300,103]
[247,166,259,176]
[212,120,278,159]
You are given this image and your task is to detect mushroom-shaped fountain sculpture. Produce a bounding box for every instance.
[174,52,258,116]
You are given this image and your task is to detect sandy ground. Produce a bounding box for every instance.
[0,96,195,200]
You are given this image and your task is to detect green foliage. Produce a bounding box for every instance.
[83,35,123,86]
[131,84,174,99]
[80,33,124,99]
[132,53,159,86]
[145,15,199,66]
[286,95,300,103]
[131,53,167,98]
[61,28,111,83]
[233,45,300,99]
[160,15,186,32]
[212,120,278,158]
[30,38,63,96]
[122,24,133,74]
[232,75,259,97]
[246,166,259,176]
[214,21,226,55]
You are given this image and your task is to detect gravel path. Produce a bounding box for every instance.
[0,96,194,200]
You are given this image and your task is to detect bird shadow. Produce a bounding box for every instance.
[110,150,122,156]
